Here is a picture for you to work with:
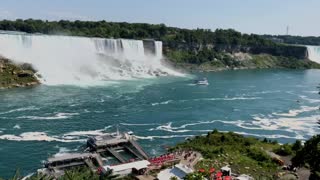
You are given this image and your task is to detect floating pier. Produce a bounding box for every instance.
[87,131,149,162]
[40,131,149,177]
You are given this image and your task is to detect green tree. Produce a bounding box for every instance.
[184,172,206,180]
[292,140,303,152]
[292,135,320,179]
[170,176,178,180]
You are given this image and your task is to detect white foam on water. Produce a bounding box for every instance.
[172,121,214,129]
[0,127,114,143]
[150,97,261,106]
[303,91,319,94]
[62,126,112,139]
[148,120,246,133]
[252,90,281,95]
[151,100,173,106]
[272,106,319,117]
[120,123,159,126]
[0,33,183,86]
[233,131,306,140]
[135,132,282,141]
[176,120,244,129]
[13,124,21,129]
[0,132,84,142]
[251,114,320,133]
[202,97,261,101]
[0,106,40,115]
[146,113,318,139]
[148,122,192,133]
[70,104,80,107]
[134,134,195,140]
[299,95,320,103]
[18,112,79,120]
[53,147,74,157]
[63,130,106,136]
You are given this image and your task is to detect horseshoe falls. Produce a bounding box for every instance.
[307,45,320,64]
[0,32,181,85]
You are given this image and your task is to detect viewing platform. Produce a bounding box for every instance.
[87,131,149,161]
[40,130,150,177]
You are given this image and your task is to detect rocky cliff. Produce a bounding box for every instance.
[164,42,308,60]
[0,57,39,89]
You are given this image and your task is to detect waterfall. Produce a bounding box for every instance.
[0,32,181,85]
[307,45,320,64]
[155,41,163,59]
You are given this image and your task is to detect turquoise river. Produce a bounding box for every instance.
[0,69,320,178]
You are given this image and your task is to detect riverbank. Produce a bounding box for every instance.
[2,130,310,180]
[167,53,320,72]
[0,57,39,89]
[171,130,305,179]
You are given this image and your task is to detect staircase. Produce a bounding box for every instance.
[106,147,126,163]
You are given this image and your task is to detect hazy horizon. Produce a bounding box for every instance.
[0,0,320,37]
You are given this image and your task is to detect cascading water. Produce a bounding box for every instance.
[306,45,320,64]
[154,41,163,59]
[0,32,181,85]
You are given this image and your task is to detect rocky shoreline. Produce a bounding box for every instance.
[167,52,320,73]
[0,58,39,89]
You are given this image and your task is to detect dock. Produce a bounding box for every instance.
[40,131,149,177]
[87,131,149,163]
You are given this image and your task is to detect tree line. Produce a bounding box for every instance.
[262,35,320,46]
[0,19,275,47]
[0,19,310,67]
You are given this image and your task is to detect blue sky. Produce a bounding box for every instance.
[0,0,319,36]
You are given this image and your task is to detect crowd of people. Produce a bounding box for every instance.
[148,154,176,166]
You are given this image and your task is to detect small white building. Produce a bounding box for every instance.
[157,163,194,180]
[221,165,232,176]
[103,160,150,176]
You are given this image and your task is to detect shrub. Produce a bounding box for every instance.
[274,144,293,156]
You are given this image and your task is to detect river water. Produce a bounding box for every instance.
[0,69,319,177]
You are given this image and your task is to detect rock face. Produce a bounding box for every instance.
[0,57,40,89]
[164,42,308,60]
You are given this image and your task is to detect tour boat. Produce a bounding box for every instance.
[195,78,209,85]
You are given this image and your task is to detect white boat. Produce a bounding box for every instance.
[195,78,209,85]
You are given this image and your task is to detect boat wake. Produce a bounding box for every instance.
[17,112,79,120]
